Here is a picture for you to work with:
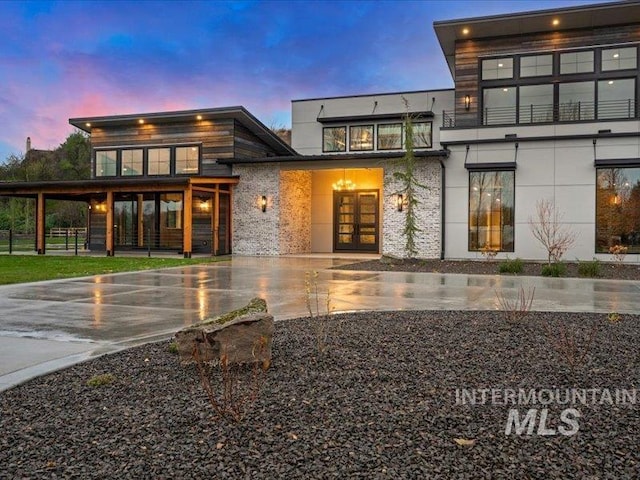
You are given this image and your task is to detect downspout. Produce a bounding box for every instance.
[439,159,446,260]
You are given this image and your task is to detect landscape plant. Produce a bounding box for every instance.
[495,285,535,323]
[540,317,599,373]
[304,270,335,354]
[498,257,523,274]
[529,199,576,266]
[86,373,115,387]
[577,258,601,277]
[609,244,628,264]
[541,262,567,277]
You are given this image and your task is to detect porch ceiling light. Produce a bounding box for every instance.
[138,119,145,124]
[332,169,356,191]
[261,195,267,212]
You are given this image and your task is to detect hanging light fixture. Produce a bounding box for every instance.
[332,169,356,191]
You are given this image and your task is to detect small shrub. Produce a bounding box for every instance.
[540,318,599,372]
[541,262,566,277]
[86,373,115,387]
[578,258,600,278]
[498,257,523,274]
[168,342,179,354]
[480,246,498,262]
[495,286,535,323]
[607,312,621,323]
[609,244,628,264]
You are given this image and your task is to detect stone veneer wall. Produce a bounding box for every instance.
[382,159,442,259]
[279,170,312,254]
[232,164,281,255]
[232,164,312,255]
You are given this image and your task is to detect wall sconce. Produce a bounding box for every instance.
[464,95,471,111]
[261,195,267,212]
[199,199,210,212]
[93,201,107,213]
[397,194,405,212]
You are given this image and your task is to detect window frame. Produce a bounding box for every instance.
[322,126,347,153]
[120,148,143,177]
[95,150,118,178]
[146,147,172,177]
[377,123,403,150]
[349,124,374,151]
[410,121,433,149]
[174,145,201,176]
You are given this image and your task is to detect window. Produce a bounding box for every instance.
[483,87,516,125]
[469,171,515,252]
[377,123,402,150]
[161,193,183,229]
[520,54,553,77]
[596,167,640,253]
[148,148,171,175]
[121,149,143,176]
[175,146,199,174]
[598,79,636,119]
[560,51,594,74]
[95,150,117,177]
[481,58,513,80]
[559,82,595,121]
[411,122,432,148]
[349,125,374,151]
[602,47,637,71]
[519,85,554,124]
[323,127,346,152]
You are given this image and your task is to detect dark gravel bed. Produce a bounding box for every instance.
[338,258,640,281]
[1,311,639,479]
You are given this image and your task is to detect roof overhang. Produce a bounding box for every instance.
[219,150,450,165]
[433,1,640,78]
[69,106,297,157]
[317,111,434,124]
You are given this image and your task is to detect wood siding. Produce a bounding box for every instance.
[454,24,640,126]
[233,120,278,159]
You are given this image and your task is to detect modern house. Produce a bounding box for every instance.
[1,0,639,261]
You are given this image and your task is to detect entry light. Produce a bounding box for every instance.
[464,95,471,110]
[199,200,210,212]
[397,194,404,212]
[261,195,267,212]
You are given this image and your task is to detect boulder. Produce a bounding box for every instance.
[175,298,273,366]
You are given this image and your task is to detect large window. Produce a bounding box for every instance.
[377,123,402,150]
[469,171,515,252]
[482,57,513,80]
[148,148,171,176]
[483,87,516,125]
[602,47,637,71]
[121,149,143,176]
[349,125,374,151]
[95,150,117,177]
[596,167,640,253]
[323,127,346,152]
[161,193,183,229]
[519,84,554,124]
[520,54,553,77]
[411,122,432,148]
[560,51,594,74]
[559,81,595,121]
[598,79,636,119]
[175,146,199,174]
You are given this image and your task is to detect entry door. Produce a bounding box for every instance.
[334,190,379,252]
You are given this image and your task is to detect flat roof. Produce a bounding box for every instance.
[69,106,297,157]
[218,149,449,165]
[434,1,640,77]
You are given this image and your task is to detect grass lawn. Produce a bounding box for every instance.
[0,255,228,285]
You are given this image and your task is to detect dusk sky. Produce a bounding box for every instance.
[0,0,608,162]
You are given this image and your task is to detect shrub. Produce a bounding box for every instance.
[86,373,115,387]
[498,257,523,274]
[578,258,600,277]
[541,262,566,277]
[168,342,179,354]
[495,285,535,323]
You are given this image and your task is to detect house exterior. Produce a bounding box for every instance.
[1,1,639,262]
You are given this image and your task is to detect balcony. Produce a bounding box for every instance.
[442,99,637,128]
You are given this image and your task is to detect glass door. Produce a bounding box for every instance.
[334,190,379,252]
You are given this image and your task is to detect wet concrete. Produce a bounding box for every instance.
[1,255,639,390]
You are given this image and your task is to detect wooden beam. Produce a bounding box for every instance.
[106,191,114,256]
[213,187,220,255]
[36,193,46,254]
[137,194,144,247]
[183,187,192,258]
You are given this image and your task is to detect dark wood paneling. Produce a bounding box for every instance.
[89,211,106,251]
[454,24,640,122]
[233,120,279,159]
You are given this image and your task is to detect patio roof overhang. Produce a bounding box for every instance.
[218,149,450,165]
[0,176,239,201]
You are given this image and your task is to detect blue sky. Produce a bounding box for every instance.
[0,0,607,162]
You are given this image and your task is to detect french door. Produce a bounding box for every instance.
[334,190,379,252]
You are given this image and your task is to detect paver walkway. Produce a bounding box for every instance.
[1,255,639,390]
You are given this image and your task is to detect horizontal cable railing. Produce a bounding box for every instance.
[0,229,88,254]
[442,98,637,128]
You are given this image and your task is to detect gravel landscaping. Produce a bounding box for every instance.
[1,310,639,478]
[338,258,640,281]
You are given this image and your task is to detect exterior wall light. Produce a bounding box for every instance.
[464,95,471,110]
[397,194,404,212]
[261,195,267,212]
[199,200,210,212]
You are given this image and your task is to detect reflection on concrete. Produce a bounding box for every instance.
[1,255,639,390]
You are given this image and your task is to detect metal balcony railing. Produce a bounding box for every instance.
[442,98,637,128]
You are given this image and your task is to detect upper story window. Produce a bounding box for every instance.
[483,87,516,125]
[598,78,636,119]
[519,84,554,123]
[602,47,637,71]
[481,57,513,80]
[148,148,171,176]
[560,51,594,74]
[121,149,143,176]
[559,81,595,121]
[96,150,117,177]
[323,126,346,152]
[349,125,374,151]
[411,122,432,148]
[377,123,402,150]
[175,146,200,174]
[520,54,553,77]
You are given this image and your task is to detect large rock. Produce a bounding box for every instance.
[175,298,273,366]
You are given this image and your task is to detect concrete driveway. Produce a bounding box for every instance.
[1,255,639,390]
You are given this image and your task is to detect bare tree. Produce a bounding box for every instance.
[529,199,576,265]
